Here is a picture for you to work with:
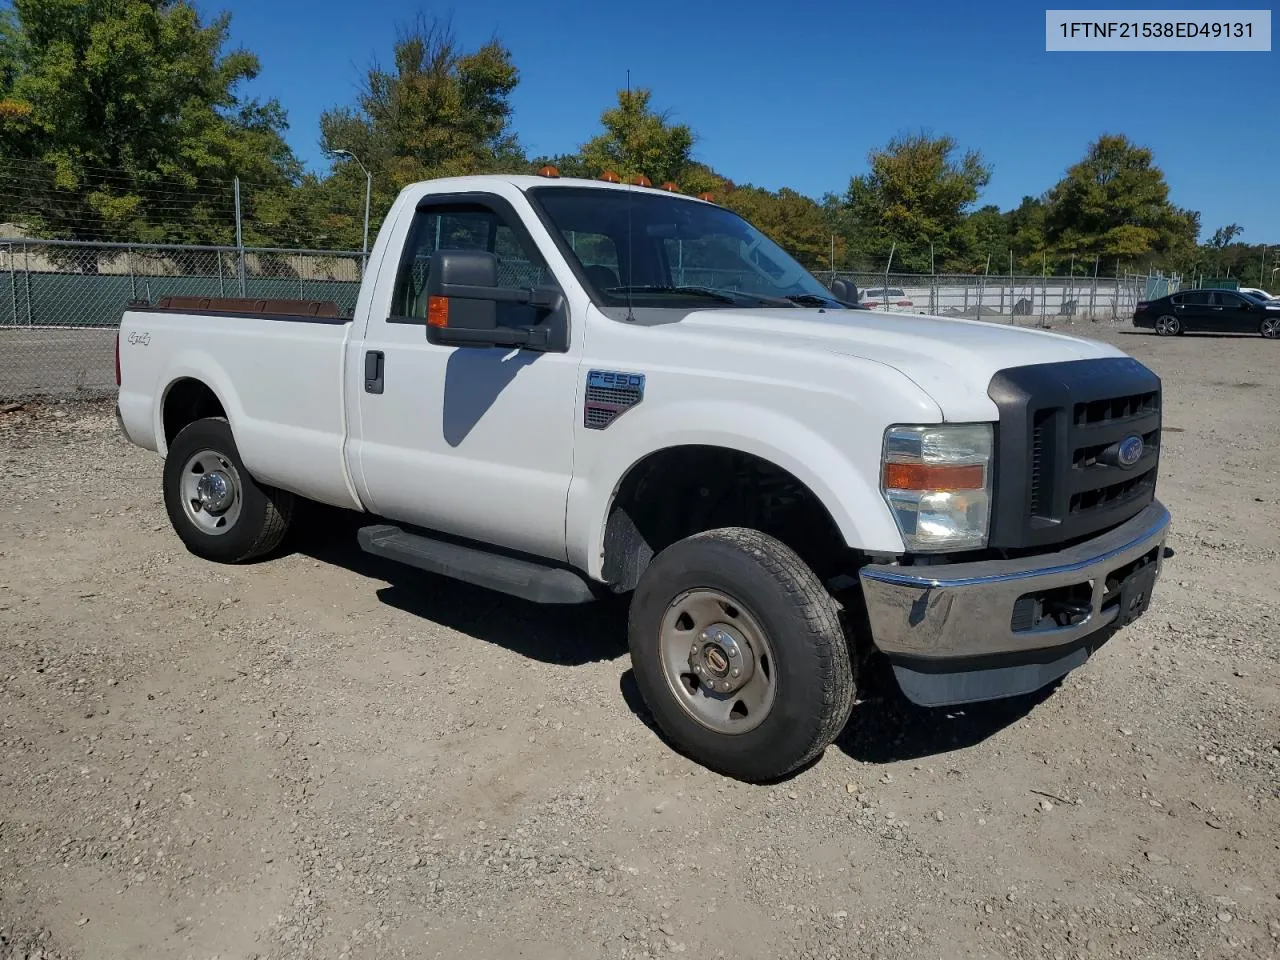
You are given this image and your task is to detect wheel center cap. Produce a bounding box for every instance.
[688,625,754,694]
[196,471,234,513]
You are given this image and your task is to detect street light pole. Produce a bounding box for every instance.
[333,149,372,273]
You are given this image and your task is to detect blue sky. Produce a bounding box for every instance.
[209,0,1276,242]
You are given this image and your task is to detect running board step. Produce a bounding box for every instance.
[356,524,596,605]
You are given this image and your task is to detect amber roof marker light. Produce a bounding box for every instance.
[537,164,560,178]
[599,170,622,183]
[660,181,679,192]
[630,174,652,188]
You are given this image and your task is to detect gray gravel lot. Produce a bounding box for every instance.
[1,322,1278,960]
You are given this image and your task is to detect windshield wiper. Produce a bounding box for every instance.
[607,285,795,307]
[783,293,838,307]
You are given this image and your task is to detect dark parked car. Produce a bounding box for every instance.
[1134,289,1280,338]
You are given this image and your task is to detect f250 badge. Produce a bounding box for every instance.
[127,331,151,346]
[584,369,645,430]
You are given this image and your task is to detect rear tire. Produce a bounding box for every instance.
[163,417,294,563]
[627,527,855,782]
[1154,315,1181,336]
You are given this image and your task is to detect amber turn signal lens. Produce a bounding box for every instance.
[427,296,449,328]
[883,462,985,491]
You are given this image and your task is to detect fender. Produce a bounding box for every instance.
[154,348,244,458]
[566,398,933,581]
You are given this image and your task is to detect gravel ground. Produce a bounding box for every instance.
[1,322,1277,960]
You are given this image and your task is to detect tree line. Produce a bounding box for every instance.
[0,1,1273,287]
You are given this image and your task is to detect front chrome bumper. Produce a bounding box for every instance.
[859,500,1171,663]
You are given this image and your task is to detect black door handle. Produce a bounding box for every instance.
[364,350,385,394]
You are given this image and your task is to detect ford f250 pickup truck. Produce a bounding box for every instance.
[115,172,1170,782]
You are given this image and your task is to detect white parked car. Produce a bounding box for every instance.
[115,173,1170,782]
[1238,287,1277,301]
[859,286,914,310]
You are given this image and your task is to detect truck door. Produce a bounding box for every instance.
[350,192,582,561]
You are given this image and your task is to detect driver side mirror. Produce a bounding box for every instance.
[424,249,567,351]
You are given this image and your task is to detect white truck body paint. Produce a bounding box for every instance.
[117,174,1126,577]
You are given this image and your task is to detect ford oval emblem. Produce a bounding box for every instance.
[1117,434,1144,468]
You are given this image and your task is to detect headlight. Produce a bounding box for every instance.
[881,423,993,552]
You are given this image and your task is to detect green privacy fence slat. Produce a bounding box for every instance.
[0,271,362,328]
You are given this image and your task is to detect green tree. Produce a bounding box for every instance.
[1005,196,1049,269]
[0,0,301,246]
[315,15,523,247]
[1207,223,1243,249]
[721,185,837,270]
[574,88,696,186]
[1042,134,1199,270]
[838,132,991,272]
[967,204,1010,271]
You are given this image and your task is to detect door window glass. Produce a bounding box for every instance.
[391,202,553,322]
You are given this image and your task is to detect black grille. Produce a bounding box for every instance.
[1074,390,1158,426]
[988,358,1162,550]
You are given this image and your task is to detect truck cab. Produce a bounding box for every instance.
[116,173,1170,782]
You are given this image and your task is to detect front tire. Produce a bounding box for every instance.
[628,527,855,782]
[1154,315,1181,336]
[1261,317,1280,339]
[163,417,294,563]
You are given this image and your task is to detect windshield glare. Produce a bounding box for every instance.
[528,186,834,308]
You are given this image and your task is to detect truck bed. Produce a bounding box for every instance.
[115,297,363,512]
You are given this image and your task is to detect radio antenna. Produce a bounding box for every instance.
[623,68,636,323]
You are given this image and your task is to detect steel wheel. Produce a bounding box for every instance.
[658,588,777,735]
[178,448,243,536]
[1155,315,1180,336]
[1262,317,1280,339]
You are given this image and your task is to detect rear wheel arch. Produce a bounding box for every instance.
[161,377,228,453]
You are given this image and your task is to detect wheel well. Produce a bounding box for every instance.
[162,379,226,448]
[601,445,856,592]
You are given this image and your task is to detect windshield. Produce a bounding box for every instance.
[527,186,836,309]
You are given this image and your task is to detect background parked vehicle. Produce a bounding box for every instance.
[1238,286,1277,301]
[1133,288,1280,338]
[858,286,914,310]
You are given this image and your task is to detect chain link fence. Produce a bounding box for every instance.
[0,237,1170,406]
[822,272,1156,324]
[1,239,363,404]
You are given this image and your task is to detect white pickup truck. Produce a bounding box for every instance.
[115,173,1170,781]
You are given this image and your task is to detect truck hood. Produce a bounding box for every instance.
[680,307,1127,421]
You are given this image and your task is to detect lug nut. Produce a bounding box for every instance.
[731,668,740,678]
[727,647,738,658]
[720,682,730,691]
